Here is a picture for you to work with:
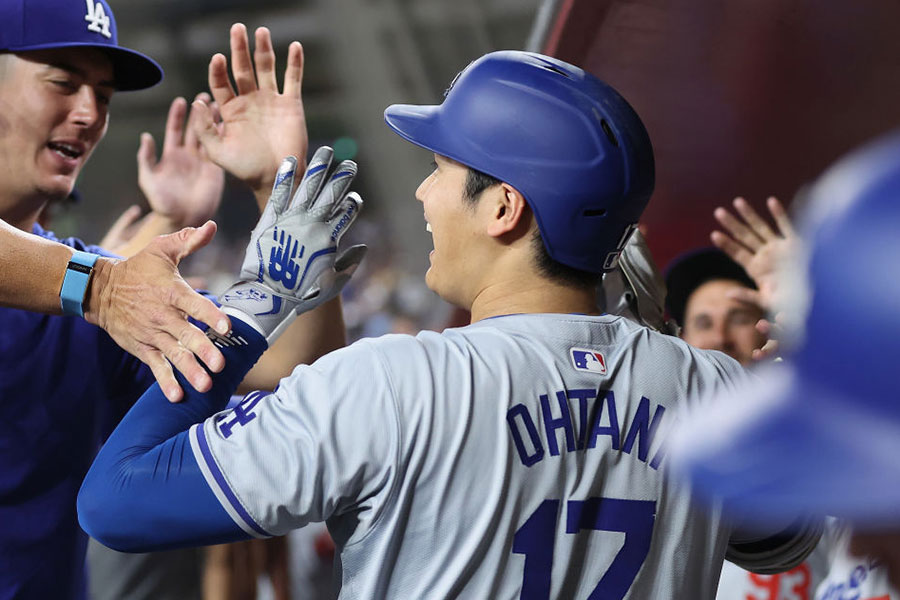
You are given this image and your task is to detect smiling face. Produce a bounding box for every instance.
[416,154,487,307]
[0,48,114,220]
[680,279,767,365]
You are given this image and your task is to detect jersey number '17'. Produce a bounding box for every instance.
[513,497,657,600]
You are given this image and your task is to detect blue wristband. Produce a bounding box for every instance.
[60,251,100,317]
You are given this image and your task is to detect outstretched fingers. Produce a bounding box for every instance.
[327,186,362,233]
[208,53,236,107]
[184,93,211,150]
[283,41,304,98]
[713,203,764,252]
[316,160,358,213]
[190,97,222,160]
[163,96,188,153]
[294,147,334,209]
[229,23,257,95]
[136,132,158,173]
[710,228,753,269]
[254,27,278,92]
[767,196,795,238]
[732,197,777,241]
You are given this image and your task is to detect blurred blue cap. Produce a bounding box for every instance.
[671,130,900,528]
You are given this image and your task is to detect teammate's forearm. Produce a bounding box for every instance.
[0,218,83,313]
[78,317,267,551]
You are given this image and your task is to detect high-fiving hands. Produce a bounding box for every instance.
[711,196,798,360]
[220,147,367,344]
[192,24,308,208]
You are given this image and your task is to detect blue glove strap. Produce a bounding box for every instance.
[60,251,100,317]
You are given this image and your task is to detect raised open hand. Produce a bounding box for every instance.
[191,24,307,207]
[711,196,796,313]
[711,196,798,360]
[138,94,225,227]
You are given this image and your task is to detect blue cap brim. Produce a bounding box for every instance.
[670,365,900,528]
[385,104,451,156]
[9,42,162,91]
[384,103,491,173]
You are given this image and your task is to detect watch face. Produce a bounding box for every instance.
[67,261,94,275]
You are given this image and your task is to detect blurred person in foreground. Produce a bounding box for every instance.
[670,130,900,594]
[666,204,830,600]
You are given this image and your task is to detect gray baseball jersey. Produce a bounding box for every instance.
[189,313,756,599]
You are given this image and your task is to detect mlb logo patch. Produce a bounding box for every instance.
[571,348,607,374]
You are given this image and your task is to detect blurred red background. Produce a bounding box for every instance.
[544,0,900,268]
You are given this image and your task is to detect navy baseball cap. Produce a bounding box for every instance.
[0,0,163,91]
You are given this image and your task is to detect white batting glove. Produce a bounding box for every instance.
[220,147,367,344]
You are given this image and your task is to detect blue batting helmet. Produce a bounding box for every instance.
[384,51,655,274]
[670,130,900,527]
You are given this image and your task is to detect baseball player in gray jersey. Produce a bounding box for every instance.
[79,51,819,599]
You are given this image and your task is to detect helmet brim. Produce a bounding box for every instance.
[385,103,468,165]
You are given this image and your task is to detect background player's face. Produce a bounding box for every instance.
[0,48,114,203]
[415,154,483,306]
[680,279,766,365]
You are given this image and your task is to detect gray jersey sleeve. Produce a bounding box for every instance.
[189,340,400,538]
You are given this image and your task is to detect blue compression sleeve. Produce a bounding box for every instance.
[78,318,268,552]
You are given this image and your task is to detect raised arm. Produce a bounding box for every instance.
[101,94,226,257]
[189,23,348,390]
[193,24,308,210]
[78,151,366,551]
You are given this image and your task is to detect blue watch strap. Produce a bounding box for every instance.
[60,251,100,317]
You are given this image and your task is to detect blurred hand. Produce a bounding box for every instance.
[711,196,798,361]
[711,196,797,312]
[138,94,226,228]
[192,24,308,207]
[85,222,231,402]
[99,204,144,253]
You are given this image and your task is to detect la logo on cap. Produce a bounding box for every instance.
[84,0,111,39]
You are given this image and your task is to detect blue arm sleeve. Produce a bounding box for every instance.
[78,318,269,552]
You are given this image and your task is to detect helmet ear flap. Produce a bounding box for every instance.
[385,50,654,274]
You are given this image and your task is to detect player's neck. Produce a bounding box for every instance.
[468,276,600,323]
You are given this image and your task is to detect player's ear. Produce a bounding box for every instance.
[485,183,530,238]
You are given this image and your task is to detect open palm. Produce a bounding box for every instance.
[192,24,308,208]
[138,94,225,227]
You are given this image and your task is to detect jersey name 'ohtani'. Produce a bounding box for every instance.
[191,313,750,599]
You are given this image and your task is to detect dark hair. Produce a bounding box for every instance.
[664,248,757,326]
[463,168,501,206]
[464,167,601,290]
